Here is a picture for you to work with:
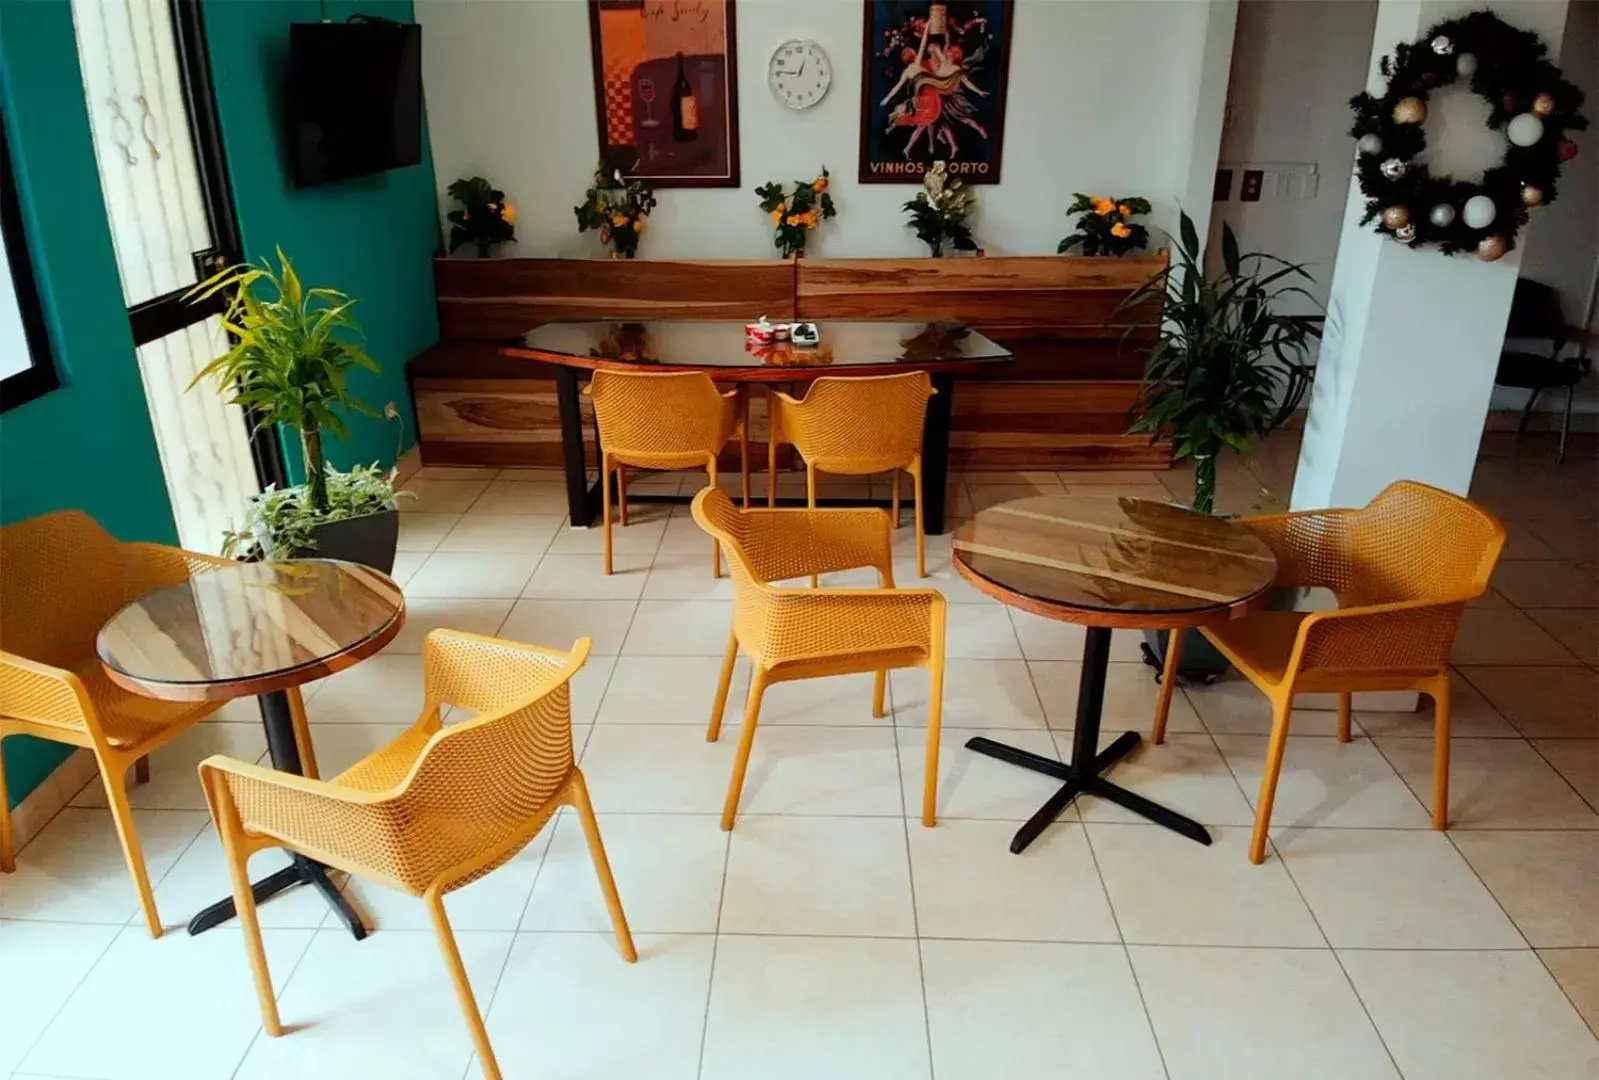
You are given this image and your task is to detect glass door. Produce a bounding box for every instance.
[70,0,280,552]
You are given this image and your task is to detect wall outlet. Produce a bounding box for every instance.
[1240,169,1264,202]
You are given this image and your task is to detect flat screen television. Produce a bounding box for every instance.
[289,19,422,187]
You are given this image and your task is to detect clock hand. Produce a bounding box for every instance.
[796,59,807,76]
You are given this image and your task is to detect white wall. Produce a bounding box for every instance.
[416,0,1224,260]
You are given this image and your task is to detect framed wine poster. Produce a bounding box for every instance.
[859,0,1013,184]
[588,0,740,188]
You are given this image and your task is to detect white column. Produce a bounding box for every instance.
[1291,0,1569,510]
[1177,0,1240,246]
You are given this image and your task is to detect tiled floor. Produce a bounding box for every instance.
[4,433,1596,1080]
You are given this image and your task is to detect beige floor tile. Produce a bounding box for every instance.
[1280,828,1522,948]
[521,552,650,599]
[902,727,1072,822]
[921,940,1166,1080]
[1006,613,1145,662]
[1499,525,1562,560]
[388,550,427,588]
[736,725,905,817]
[302,654,426,724]
[1526,516,1599,563]
[1529,608,1599,665]
[1452,830,1599,947]
[1356,670,1517,739]
[1130,946,1399,1080]
[1031,659,1204,733]
[151,827,334,932]
[1540,948,1599,1036]
[384,597,513,653]
[943,603,1023,659]
[0,920,123,1075]
[1339,949,1599,1080]
[404,551,540,599]
[1379,736,1599,829]
[1533,738,1599,809]
[1460,665,1599,738]
[396,478,490,514]
[658,510,716,553]
[485,933,713,1080]
[464,478,571,515]
[521,812,726,934]
[642,548,736,599]
[968,483,1058,512]
[892,659,1046,730]
[895,555,997,602]
[1452,607,1583,664]
[758,671,888,726]
[499,597,637,655]
[1055,469,1166,486]
[342,836,549,933]
[407,464,501,482]
[394,511,459,552]
[434,512,562,555]
[580,723,740,814]
[719,816,915,937]
[702,935,930,1080]
[624,598,734,655]
[1087,823,1324,946]
[547,508,669,553]
[596,655,739,725]
[965,471,1064,488]
[1214,734,1432,831]
[73,723,266,811]
[1078,733,1259,827]
[907,820,1118,942]
[1492,559,1599,609]
[1186,676,1357,738]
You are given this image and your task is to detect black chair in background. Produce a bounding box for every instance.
[1497,278,1591,463]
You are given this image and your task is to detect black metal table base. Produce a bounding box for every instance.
[965,626,1212,855]
[187,688,367,939]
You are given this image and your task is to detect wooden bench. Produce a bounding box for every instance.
[407,253,1168,471]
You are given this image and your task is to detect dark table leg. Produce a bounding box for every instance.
[187,688,369,939]
[555,366,600,528]
[921,373,955,536]
[964,626,1213,854]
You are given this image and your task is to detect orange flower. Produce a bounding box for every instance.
[632,219,644,232]
[770,208,784,225]
[1110,222,1132,239]
[1117,203,1133,216]
[786,214,801,226]
[611,213,629,228]
[1093,197,1117,216]
[502,203,517,225]
[812,176,829,193]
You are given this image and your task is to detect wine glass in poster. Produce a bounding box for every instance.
[859,0,1013,185]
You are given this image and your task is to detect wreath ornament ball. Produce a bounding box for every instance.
[1349,11,1586,261]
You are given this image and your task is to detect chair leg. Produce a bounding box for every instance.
[134,755,151,784]
[1153,628,1185,745]
[911,461,927,578]
[287,686,319,780]
[1431,675,1452,831]
[721,670,769,831]
[208,777,283,1038]
[1249,695,1294,865]
[601,452,615,576]
[708,630,739,743]
[617,465,629,527]
[0,736,13,873]
[568,769,637,962]
[923,654,946,827]
[891,471,901,528]
[102,761,162,937]
[872,670,887,718]
[1336,692,1352,744]
[739,393,751,508]
[767,401,779,509]
[707,461,722,578]
[807,464,820,588]
[426,891,504,1080]
[1517,387,1542,436]
[1558,383,1574,464]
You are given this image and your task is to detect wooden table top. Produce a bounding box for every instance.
[502,319,1013,382]
[98,560,405,702]
[952,495,1278,630]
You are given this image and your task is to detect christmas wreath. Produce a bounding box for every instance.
[1348,10,1587,261]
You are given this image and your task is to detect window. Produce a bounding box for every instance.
[0,107,61,412]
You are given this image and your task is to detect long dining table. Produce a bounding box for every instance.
[500,319,1013,534]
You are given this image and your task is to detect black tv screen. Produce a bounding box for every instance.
[290,20,422,187]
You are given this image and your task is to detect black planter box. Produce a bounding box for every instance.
[293,506,400,574]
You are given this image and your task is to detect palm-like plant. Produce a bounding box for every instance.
[187,249,379,515]
[1120,212,1320,514]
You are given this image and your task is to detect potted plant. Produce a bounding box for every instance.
[902,161,978,257]
[574,164,656,259]
[1120,211,1319,678]
[1059,193,1151,256]
[755,167,836,258]
[446,176,517,258]
[187,249,405,572]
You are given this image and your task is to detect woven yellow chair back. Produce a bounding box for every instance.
[775,371,934,472]
[589,369,732,467]
[1335,481,1503,606]
[0,510,128,668]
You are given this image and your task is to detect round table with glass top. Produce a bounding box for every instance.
[97,559,405,937]
[952,494,1277,855]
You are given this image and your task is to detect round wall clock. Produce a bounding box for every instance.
[768,39,831,110]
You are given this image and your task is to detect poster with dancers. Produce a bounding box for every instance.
[858,0,1013,185]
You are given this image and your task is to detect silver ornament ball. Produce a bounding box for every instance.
[1380,157,1409,180]
[1357,133,1384,156]
[1431,35,1454,56]
[1455,53,1478,78]
[1507,113,1545,147]
[1462,194,1497,230]
[1428,203,1456,227]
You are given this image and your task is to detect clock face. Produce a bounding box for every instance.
[769,39,831,110]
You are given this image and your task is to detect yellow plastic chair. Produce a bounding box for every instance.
[767,371,937,577]
[1151,480,1506,864]
[0,510,261,938]
[587,369,748,576]
[198,631,634,1080]
[691,487,948,829]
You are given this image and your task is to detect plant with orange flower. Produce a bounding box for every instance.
[447,176,517,258]
[1059,193,1152,256]
[574,163,657,258]
[754,167,837,258]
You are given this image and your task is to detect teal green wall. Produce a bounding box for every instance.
[204,0,439,476]
[0,1,181,808]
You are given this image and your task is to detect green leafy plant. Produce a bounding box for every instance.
[574,164,657,258]
[187,249,400,547]
[902,164,978,257]
[222,463,406,560]
[447,176,517,257]
[1120,211,1319,514]
[1059,193,1152,256]
[755,167,836,258]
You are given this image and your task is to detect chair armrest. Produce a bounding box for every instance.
[120,542,234,601]
[1285,597,1468,678]
[752,587,945,665]
[0,651,93,731]
[743,506,896,583]
[1235,509,1357,591]
[422,630,589,717]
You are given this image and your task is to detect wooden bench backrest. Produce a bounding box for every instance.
[435,258,796,339]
